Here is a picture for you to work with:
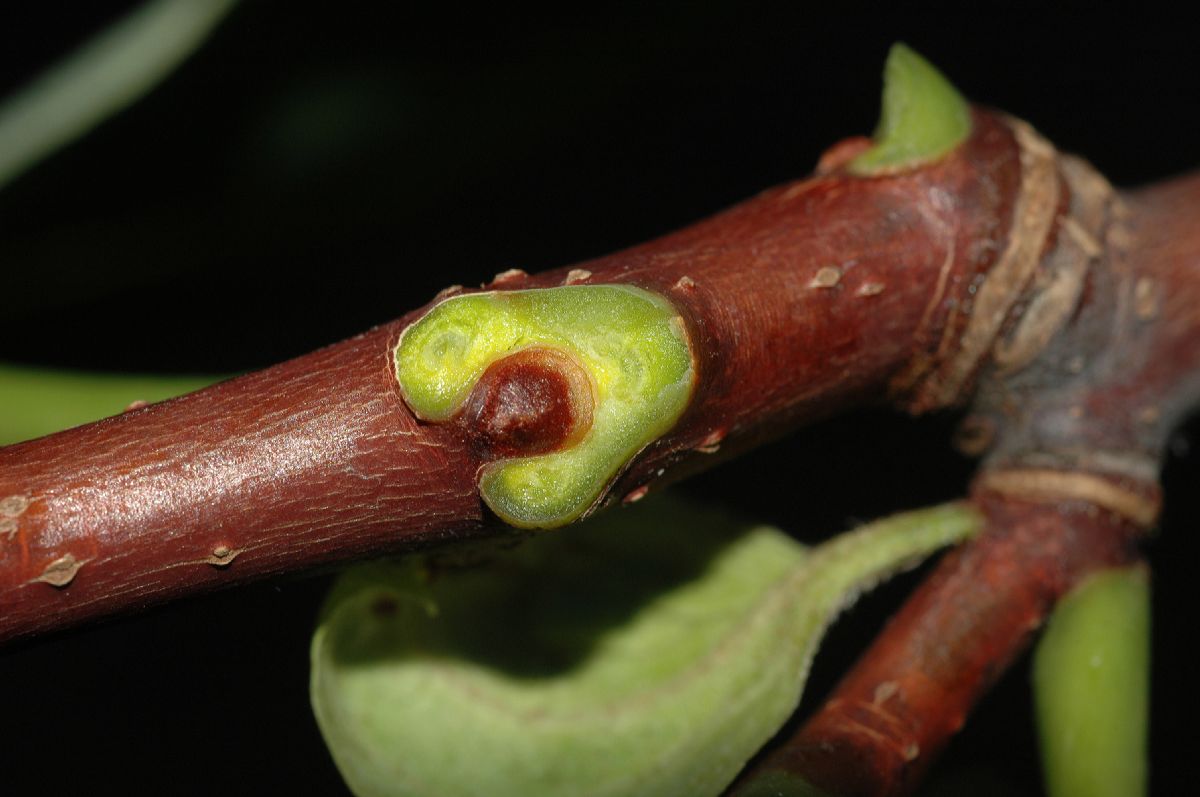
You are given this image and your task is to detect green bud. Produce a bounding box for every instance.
[394,285,694,528]
[849,43,971,175]
[311,497,980,797]
[1033,566,1150,797]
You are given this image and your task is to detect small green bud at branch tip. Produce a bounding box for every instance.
[849,43,971,175]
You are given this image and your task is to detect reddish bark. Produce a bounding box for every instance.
[0,110,1022,643]
[731,492,1143,797]
[730,151,1200,795]
[0,103,1195,797]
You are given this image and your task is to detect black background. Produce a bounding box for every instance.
[0,2,1196,795]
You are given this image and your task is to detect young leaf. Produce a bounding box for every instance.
[849,43,971,175]
[311,496,979,797]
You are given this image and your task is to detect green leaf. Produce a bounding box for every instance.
[311,497,980,797]
[1033,565,1150,797]
[848,43,971,175]
[0,0,238,190]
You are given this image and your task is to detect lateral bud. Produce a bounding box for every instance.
[394,285,695,529]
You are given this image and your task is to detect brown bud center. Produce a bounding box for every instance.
[459,347,593,458]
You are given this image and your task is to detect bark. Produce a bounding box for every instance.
[0,102,1196,792]
[0,109,1021,643]
[731,493,1143,797]
[732,123,1200,795]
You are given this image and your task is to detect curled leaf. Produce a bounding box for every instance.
[311,497,979,797]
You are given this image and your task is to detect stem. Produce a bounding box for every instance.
[730,166,1200,795]
[1,110,1196,690]
[0,108,1027,643]
[730,492,1141,797]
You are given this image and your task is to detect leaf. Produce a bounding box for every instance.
[849,43,971,175]
[0,0,238,190]
[310,496,979,797]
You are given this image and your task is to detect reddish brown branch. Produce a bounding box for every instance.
[1,88,1197,797]
[731,157,1200,796]
[0,110,1023,644]
[731,491,1142,797]
[2,110,1197,766]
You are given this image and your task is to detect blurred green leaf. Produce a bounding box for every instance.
[0,362,214,444]
[0,0,237,190]
[311,496,979,797]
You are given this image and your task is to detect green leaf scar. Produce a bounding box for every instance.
[394,284,695,528]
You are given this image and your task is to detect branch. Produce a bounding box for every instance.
[730,492,1142,797]
[0,103,1027,642]
[731,150,1200,796]
[1,99,1197,665]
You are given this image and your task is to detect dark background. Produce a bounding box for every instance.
[0,2,1196,794]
